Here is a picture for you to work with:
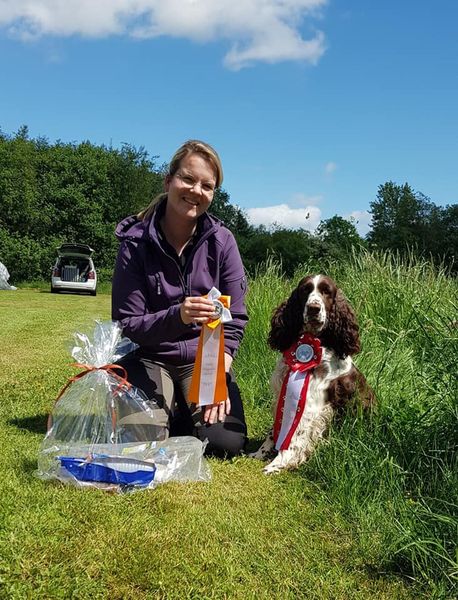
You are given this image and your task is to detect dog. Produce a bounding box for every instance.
[250,275,374,474]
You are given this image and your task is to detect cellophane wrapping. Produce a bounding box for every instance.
[0,261,16,290]
[37,321,210,492]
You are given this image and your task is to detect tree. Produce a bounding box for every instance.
[0,131,165,281]
[430,204,458,269]
[316,215,365,256]
[209,189,252,237]
[367,181,457,272]
[241,227,328,276]
[368,181,433,253]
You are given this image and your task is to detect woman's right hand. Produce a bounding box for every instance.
[180,296,216,325]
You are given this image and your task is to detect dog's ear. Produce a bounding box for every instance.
[321,289,361,358]
[268,286,304,352]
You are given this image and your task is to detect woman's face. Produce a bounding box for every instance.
[165,152,217,223]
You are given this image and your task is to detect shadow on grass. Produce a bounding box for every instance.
[245,437,267,453]
[21,457,39,476]
[9,414,48,434]
[40,290,95,295]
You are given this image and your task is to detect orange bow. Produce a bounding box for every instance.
[47,363,131,431]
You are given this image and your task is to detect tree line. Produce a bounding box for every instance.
[0,127,456,282]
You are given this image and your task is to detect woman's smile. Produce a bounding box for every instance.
[165,152,217,222]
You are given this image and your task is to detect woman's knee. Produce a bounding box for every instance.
[197,418,247,458]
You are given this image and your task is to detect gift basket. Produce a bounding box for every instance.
[37,321,210,492]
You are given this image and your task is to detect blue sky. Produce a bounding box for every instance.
[1,1,457,235]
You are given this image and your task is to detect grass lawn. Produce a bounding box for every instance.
[0,255,456,599]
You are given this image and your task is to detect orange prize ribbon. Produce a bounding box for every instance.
[188,287,232,406]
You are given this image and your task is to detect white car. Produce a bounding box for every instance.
[51,244,97,296]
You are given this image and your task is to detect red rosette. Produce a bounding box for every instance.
[282,334,322,372]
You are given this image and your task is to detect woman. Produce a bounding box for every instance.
[112,140,248,456]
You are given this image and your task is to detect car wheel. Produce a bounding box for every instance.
[51,286,58,294]
[91,290,97,296]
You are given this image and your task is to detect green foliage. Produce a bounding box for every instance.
[368,182,458,271]
[316,215,366,257]
[1,127,457,285]
[0,227,60,282]
[0,129,163,282]
[209,188,252,238]
[240,226,330,276]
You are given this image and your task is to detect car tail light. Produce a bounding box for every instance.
[88,271,95,280]
[52,267,61,277]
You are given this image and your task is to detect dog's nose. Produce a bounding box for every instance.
[307,303,321,316]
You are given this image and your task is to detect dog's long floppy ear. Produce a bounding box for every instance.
[268,286,305,352]
[321,289,361,358]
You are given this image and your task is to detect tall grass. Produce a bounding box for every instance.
[238,252,457,597]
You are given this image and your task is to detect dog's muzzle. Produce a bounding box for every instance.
[304,300,326,328]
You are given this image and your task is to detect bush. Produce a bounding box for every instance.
[0,228,62,283]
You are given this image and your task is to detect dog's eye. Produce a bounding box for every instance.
[321,286,330,296]
[302,286,313,298]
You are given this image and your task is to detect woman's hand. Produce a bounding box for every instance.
[180,296,215,325]
[203,398,231,424]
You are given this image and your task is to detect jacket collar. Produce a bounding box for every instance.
[148,196,218,247]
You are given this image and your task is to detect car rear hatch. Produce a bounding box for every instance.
[58,244,94,258]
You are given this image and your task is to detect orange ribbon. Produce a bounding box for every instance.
[47,363,131,431]
[188,295,230,406]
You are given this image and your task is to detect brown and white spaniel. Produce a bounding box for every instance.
[251,275,374,474]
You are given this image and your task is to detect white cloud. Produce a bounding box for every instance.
[0,0,327,69]
[290,192,323,207]
[346,210,372,237]
[246,203,321,230]
[324,161,337,174]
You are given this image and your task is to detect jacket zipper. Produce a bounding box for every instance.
[156,225,216,299]
[160,249,187,295]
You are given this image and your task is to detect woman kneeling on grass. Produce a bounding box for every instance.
[112,140,248,457]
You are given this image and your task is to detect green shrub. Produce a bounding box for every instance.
[0,227,62,283]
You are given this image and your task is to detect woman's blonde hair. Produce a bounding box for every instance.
[138,140,223,221]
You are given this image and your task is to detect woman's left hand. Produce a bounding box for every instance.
[203,398,231,424]
[202,352,233,424]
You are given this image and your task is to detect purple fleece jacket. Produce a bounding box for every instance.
[111,198,248,365]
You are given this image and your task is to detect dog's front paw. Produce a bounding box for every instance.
[262,449,296,474]
[248,443,276,461]
[263,461,284,475]
[248,448,276,461]
[247,449,265,460]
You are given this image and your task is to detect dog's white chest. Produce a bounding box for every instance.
[291,352,352,433]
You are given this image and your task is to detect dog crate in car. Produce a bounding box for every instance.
[51,244,97,295]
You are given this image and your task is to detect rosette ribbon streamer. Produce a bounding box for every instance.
[273,334,322,451]
[188,287,232,406]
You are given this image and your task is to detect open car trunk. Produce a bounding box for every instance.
[56,244,94,283]
[58,258,92,282]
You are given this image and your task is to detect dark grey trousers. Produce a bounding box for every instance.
[117,352,247,458]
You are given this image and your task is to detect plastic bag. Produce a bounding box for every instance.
[0,262,17,290]
[37,321,211,492]
[39,437,211,492]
